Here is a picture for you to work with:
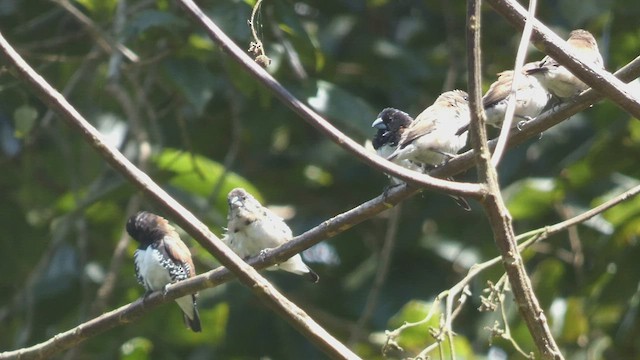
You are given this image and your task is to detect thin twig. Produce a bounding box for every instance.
[491,0,537,166]
[496,278,535,358]
[555,204,585,283]
[247,0,271,67]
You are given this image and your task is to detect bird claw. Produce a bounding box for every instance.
[162,285,170,297]
[259,248,273,261]
[382,182,403,199]
[140,290,153,306]
[516,120,528,131]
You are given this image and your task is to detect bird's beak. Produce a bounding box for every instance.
[229,196,243,208]
[371,118,386,129]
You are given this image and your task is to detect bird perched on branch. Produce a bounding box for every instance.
[483,62,550,129]
[386,90,471,167]
[371,105,471,211]
[525,29,604,99]
[127,211,201,332]
[372,108,422,182]
[224,188,319,283]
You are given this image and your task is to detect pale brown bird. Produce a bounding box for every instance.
[387,90,470,166]
[526,29,604,99]
[224,188,319,283]
[483,62,550,128]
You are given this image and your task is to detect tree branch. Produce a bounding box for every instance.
[466,1,563,358]
[0,31,359,360]
[174,0,486,199]
[485,0,640,119]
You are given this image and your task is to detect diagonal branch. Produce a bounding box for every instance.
[0,31,359,360]
[466,1,563,358]
[174,0,486,199]
[486,0,640,119]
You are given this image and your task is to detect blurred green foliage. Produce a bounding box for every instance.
[1,0,640,359]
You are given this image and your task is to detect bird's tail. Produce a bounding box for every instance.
[445,177,471,211]
[304,268,320,283]
[176,294,202,332]
[279,255,320,283]
[448,194,471,211]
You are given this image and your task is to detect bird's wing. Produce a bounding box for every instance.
[483,72,513,108]
[399,119,437,149]
[162,234,196,278]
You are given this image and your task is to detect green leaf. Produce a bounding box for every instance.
[120,337,153,360]
[299,80,377,136]
[562,297,589,343]
[532,259,566,308]
[154,148,262,210]
[504,178,560,220]
[124,10,187,38]
[75,0,117,14]
[387,300,440,352]
[162,59,217,116]
[13,105,37,138]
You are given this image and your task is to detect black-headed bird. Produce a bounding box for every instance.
[372,108,422,181]
[387,90,471,167]
[371,105,471,211]
[127,211,201,332]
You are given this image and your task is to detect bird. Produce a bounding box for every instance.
[126,211,201,332]
[387,90,471,167]
[483,62,550,129]
[223,188,319,283]
[525,29,604,99]
[371,108,422,181]
[371,106,471,211]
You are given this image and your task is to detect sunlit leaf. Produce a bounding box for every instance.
[154,148,262,210]
[561,297,589,343]
[504,178,560,220]
[13,105,37,138]
[120,337,153,360]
